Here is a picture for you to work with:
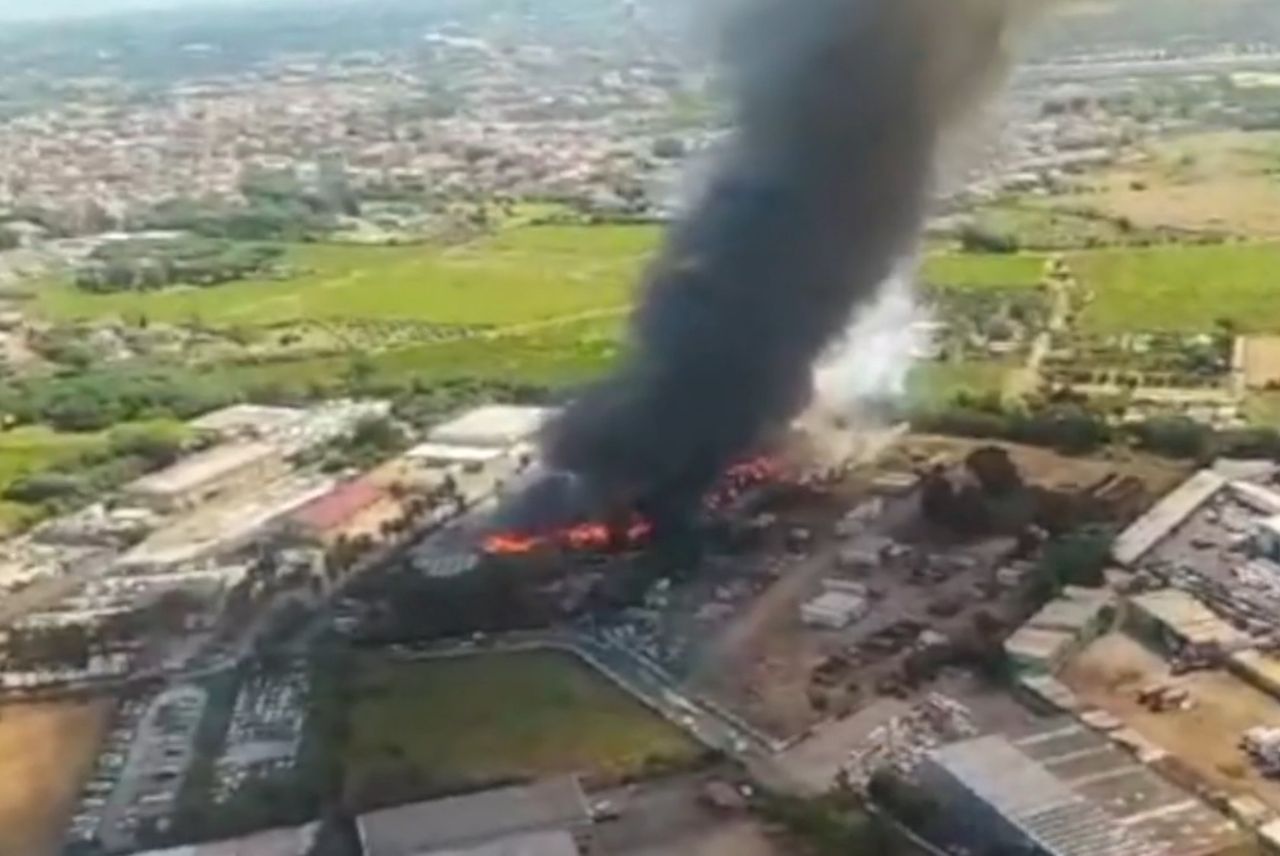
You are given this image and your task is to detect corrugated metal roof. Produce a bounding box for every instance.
[427,830,581,856]
[292,478,385,533]
[1004,627,1075,663]
[1131,588,1247,647]
[357,777,590,856]
[1113,469,1224,566]
[931,736,1163,856]
[128,441,281,498]
[428,405,553,449]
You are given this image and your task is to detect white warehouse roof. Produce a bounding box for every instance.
[428,406,555,449]
[1112,469,1224,566]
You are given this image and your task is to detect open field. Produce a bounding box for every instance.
[0,420,190,536]
[967,202,1137,250]
[1042,131,1280,238]
[906,360,1012,409]
[1070,242,1280,333]
[0,426,110,535]
[1243,335,1280,389]
[343,651,701,804]
[33,225,657,328]
[1063,632,1280,811]
[920,252,1047,289]
[0,700,112,856]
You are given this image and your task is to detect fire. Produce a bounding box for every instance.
[483,515,652,556]
[482,455,781,556]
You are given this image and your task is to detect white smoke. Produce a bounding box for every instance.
[813,263,928,415]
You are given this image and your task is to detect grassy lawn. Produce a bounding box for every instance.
[218,313,627,394]
[343,651,701,804]
[906,360,1011,408]
[33,224,659,328]
[0,426,108,534]
[0,420,190,535]
[920,252,1047,289]
[1245,392,1280,428]
[1071,243,1280,333]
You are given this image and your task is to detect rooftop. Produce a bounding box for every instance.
[930,735,1159,856]
[128,441,281,499]
[426,830,581,856]
[132,822,317,855]
[1131,588,1248,647]
[407,442,508,464]
[291,478,386,533]
[1025,589,1113,634]
[427,405,554,450]
[1113,469,1225,566]
[357,777,590,856]
[1004,626,1076,662]
[190,404,308,436]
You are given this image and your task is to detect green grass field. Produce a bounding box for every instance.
[920,252,1047,289]
[1071,243,1280,333]
[34,225,659,328]
[0,420,189,535]
[0,427,108,533]
[907,360,1011,408]
[343,651,700,803]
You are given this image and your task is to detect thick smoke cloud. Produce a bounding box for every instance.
[532,0,1021,527]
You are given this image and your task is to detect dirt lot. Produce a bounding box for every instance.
[1063,632,1280,810]
[1046,131,1280,238]
[0,699,112,856]
[1244,335,1280,389]
[888,434,1190,498]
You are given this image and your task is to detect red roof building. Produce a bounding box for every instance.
[290,478,386,536]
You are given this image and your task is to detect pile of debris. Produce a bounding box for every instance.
[841,694,978,789]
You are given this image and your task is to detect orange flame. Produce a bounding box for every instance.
[482,456,781,556]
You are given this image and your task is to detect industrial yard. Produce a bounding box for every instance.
[1064,632,1280,811]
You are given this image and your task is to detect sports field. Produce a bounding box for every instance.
[343,651,700,805]
[0,700,112,856]
[1070,242,1280,333]
[34,225,658,327]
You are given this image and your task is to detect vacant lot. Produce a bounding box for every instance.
[0,700,112,856]
[34,225,657,328]
[1063,632,1280,811]
[1070,243,1280,333]
[343,651,700,805]
[1046,131,1280,238]
[1244,335,1280,389]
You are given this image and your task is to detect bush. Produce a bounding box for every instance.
[959,224,1020,254]
[1130,416,1212,460]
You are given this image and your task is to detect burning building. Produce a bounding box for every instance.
[502,0,1025,537]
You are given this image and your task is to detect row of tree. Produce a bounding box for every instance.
[75,238,284,293]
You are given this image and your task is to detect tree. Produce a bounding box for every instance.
[1037,527,1112,594]
[959,224,1019,254]
[0,227,18,251]
[109,424,186,468]
[1132,416,1212,460]
[965,446,1023,496]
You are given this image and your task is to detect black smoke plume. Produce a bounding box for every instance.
[526,0,1022,530]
